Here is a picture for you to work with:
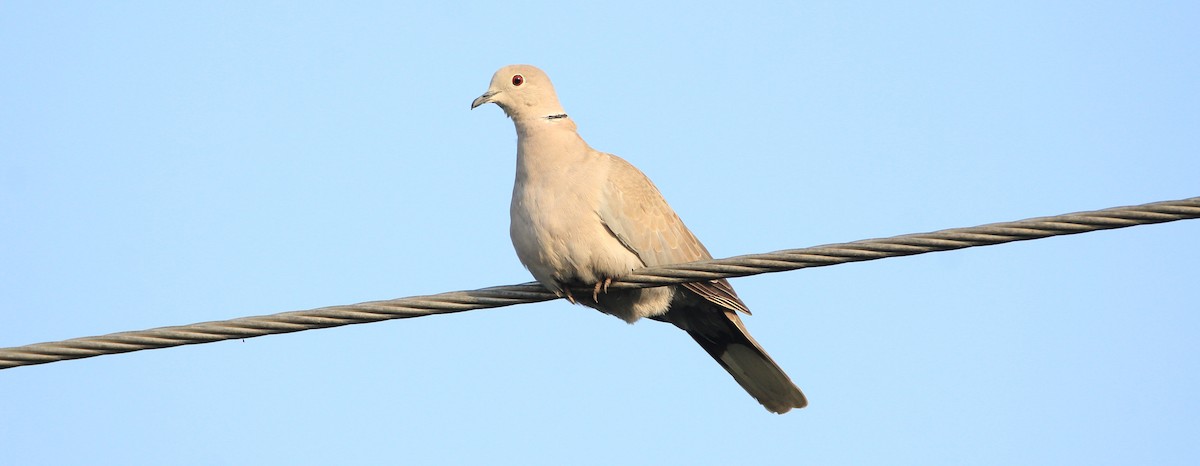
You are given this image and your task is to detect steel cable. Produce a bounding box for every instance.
[2,196,1196,370]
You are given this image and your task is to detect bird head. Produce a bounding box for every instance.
[471,64,567,121]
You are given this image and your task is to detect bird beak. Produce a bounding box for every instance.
[471,91,497,109]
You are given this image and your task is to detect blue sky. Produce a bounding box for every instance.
[2,2,1198,464]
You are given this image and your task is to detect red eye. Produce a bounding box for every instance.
[512,74,524,86]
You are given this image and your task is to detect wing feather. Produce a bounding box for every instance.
[597,153,749,314]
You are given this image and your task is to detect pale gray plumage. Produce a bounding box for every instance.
[472,65,807,413]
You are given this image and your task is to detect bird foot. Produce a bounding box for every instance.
[592,277,613,302]
[563,288,578,304]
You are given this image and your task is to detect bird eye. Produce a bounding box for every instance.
[512,74,524,86]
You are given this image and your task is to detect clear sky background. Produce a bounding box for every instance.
[2,2,1198,465]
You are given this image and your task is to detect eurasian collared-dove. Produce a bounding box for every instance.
[471,65,807,413]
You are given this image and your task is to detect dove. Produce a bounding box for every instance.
[471,65,806,413]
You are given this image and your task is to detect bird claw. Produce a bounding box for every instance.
[563,288,578,304]
[592,277,613,302]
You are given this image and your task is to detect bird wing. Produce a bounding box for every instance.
[596,152,750,314]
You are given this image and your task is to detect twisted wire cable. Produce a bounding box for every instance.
[2,196,1197,370]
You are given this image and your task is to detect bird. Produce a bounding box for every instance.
[471,65,807,413]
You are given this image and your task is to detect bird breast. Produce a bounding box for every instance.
[510,157,641,289]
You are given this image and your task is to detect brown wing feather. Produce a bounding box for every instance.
[598,153,749,314]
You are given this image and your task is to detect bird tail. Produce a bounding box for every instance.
[662,303,807,414]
